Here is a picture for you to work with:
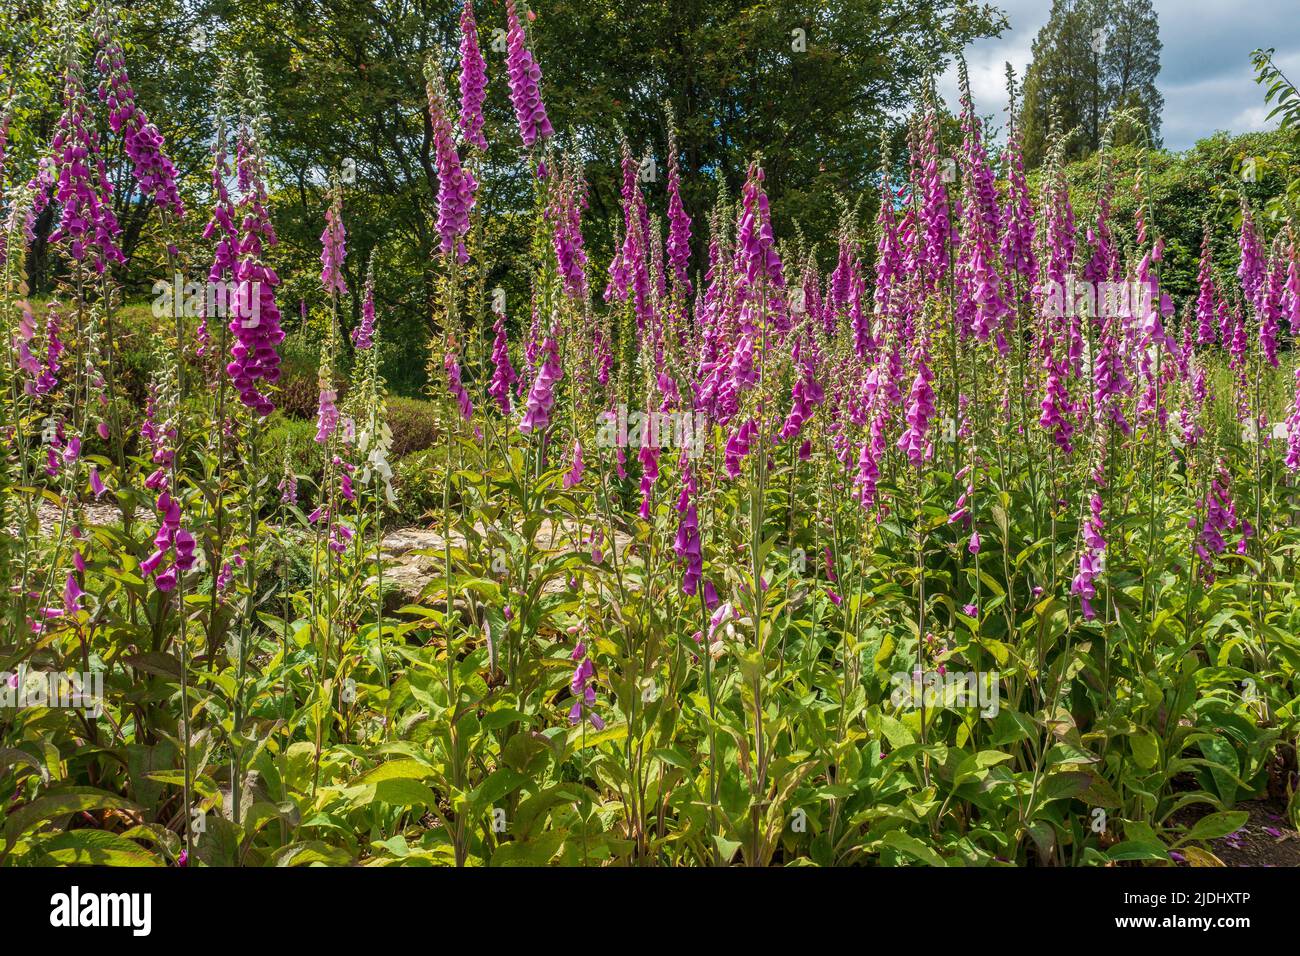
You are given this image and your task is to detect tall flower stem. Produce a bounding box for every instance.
[230,431,257,827]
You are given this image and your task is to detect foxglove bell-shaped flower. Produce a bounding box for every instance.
[563,439,584,488]
[353,258,376,350]
[457,0,489,152]
[568,640,604,729]
[445,349,474,423]
[1071,493,1106,619]
[226,125,285,417]
[95,18,184,218]
[425,63,476,264]
[488,313,518,414]
[519,335,562,434]
[319,187,348,297]
[504,0,554,148]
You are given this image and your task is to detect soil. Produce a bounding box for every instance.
[1169,799,1300,866]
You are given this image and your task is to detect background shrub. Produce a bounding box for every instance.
[260,414,326,488]
[275,335,330,420]
[386,396,440,458]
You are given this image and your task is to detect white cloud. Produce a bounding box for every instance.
[933,0,1300,150]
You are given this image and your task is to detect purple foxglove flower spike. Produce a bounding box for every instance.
[665,121,693,295]
[504,0,554,149]
[563,439,584,489]
[353,258,377,350]
[488,312,518,414]
[457,0,489,152]
[226,120,285,417]
[519,335,562,435]
[1071,492,1106,619]
[1195,226,1218,347]
[425,62,476,264]
[319,186,348,297]
[94,15,184,218]
[445,349,474,423]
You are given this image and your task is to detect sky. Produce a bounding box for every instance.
[936,0,1300,150]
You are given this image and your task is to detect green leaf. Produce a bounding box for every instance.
[880,830,947,866]
[469,768,529,812]
[38,830,161,867]
[3,788,144,855]
[1184,811,1250,844]
[711,834,742,863]
[1130,731,1159,770]
[954,750,1013,787]
[1107,840,1170,862]
[361,780,436,806]
[275,841,354,866]
[353,759,433,785]
[490,828,568,866]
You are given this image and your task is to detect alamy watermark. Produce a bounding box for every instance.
[1043,276,1159,319]
[49,886,151,936]
[1,666,103,716]
[152,275,261,327]
[890,669,1000,717]
[596,404,709,458]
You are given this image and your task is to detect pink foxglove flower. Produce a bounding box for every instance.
[1001,120,1036,284]
[488,313,518,414]
[1191,468,1240,582]
[1237,200,1265,311]
[563,439,584,488]
[39,55,125,272]
[568,641,604,729]
[637,428,659,520]
[1195,227,1218,346]
[665,125,692,295]
[352,258,376,350]
[226,124,285,417]
[94,18,184,218]
[1259,238,1285,368]
[316,386,339,444]
[606,140,653,330]
[319,187,348,297]
[458,0,489,152]
[425,63,476,264]
[504,0,554,148]
[779,333,824,442]
[445,349,474,422]
[1284,367,1300,473]
[549,157,589,299]
[896,348,936,468]
[1071,493,1106,619]
[673,463,703,596]
[200,128,238,357]
[63,573,85,615]
[1039,353,1074,454]
[89,466,106,499]
[0,102,10,265]
[519,335,562,434]
[916,107,951,292]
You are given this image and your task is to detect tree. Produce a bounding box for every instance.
[209,0,1005,391]
[6,0,1005,393]
[2,0,226,293]
[1021,0,1162,167]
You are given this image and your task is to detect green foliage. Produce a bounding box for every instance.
[262,413,326,484]
[391,446,444,524]
[1044,129,1300,304]
[386,396,441,458]
[3,0,1298,875]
